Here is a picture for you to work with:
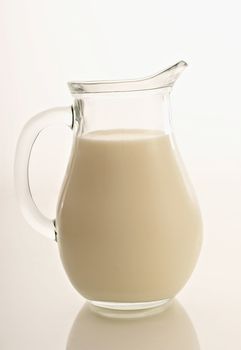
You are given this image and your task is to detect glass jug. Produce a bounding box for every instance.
[15,61,202,310]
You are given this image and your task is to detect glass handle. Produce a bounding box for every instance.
[14,106,74,241]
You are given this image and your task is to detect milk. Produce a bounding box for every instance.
[56,129,202,302]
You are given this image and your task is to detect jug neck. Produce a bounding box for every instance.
[70,61,187,135]
[72,88,172,135]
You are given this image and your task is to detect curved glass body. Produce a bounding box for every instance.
[56,62,202,308]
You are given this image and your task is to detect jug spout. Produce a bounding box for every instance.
[141,60,187,90]
[68,61,187,95]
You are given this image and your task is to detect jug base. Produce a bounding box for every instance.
[89,298,171,311]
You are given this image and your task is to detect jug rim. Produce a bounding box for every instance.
[68,61,187,96]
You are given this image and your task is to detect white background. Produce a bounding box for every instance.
[1,0,241,349]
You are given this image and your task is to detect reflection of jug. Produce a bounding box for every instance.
[15,61,202,310]
[67,300,200,350]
